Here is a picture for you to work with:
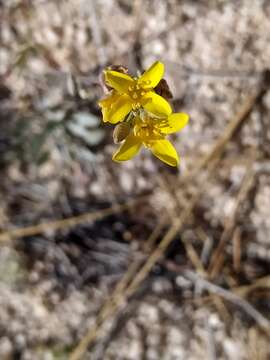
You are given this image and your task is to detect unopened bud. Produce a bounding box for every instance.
[113,122,131,143]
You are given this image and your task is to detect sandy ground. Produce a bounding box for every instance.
[0,1,270,359]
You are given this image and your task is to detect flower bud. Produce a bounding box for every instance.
[113,122,131,143]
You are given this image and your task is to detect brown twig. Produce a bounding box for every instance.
[69,84,265,358]
[69,184,204,360]
[0,194,149,243]
[233,276,270,298]
[208,153,256,278]
[183,270,270,334]
[69,210,167,360]
[182,83,266,181]
[232,227,242,273]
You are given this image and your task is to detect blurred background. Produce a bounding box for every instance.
[0,0,270,359]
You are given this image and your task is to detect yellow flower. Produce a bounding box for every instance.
[99,61,172,124]
[112,112,189,167]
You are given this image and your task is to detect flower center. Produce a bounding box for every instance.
[128,80,152,110]
[134,116,164,144]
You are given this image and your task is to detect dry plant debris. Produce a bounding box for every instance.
[0,1,270,359]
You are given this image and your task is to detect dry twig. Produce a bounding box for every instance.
[69,80,266,359]
[232,227,242,273]
[69,209,168,360]
[69,171,210,360]
[183,82,266,180]
[183,270,270,334]
[0,195,149,243]
[208,152,256,278]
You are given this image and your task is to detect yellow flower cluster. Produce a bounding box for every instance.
[98,61,189,167]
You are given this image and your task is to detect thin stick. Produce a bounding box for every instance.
[0,195,149,242]
[183,270,270,334]
[69,211,167,360]
[208,155,255,278]
[69,86,264,358]
[232,227,242,273]
[69,191,201,360]
[158,168,207,274]
[69,160,244,360]
[233,276,270,298]
[143,213,168,252]
[69,161,237,360]
[182,85,265,182]
[69,261,140,360]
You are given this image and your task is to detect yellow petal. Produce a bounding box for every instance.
[143,92,172,117]
[104,70,134,93]
[107,94,132,124]
[98,92,120,108]
[138,61,164,88]
[159,112,189,134]
[113,133,142,162]
[101,107,110,122]
[99,93,122,122]
[150,140,179,167]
